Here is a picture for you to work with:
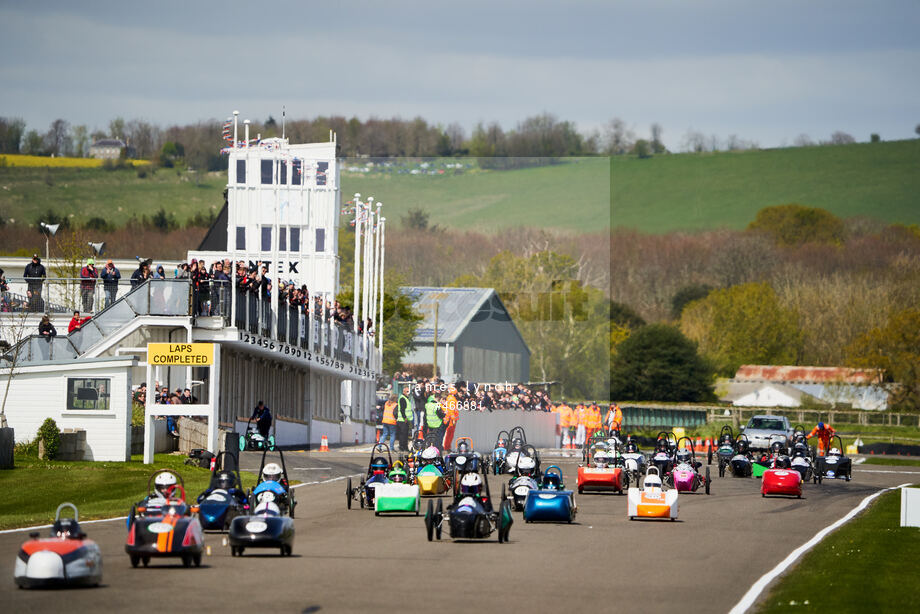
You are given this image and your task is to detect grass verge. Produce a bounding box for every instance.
[0,454,258,530]
[757,486,920,612]
[859,457,920,467]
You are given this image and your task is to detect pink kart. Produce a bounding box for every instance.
[668,437,711,495]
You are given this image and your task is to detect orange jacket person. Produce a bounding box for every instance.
[381,395,398,450]
[807,422,836,456]
[574,404,588,448]
[442,392,460,450]
[605,403,623,433]
[559,403,574,449]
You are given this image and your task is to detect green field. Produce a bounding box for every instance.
[0,454,258,530]
[757,487,920,613]
[2,140,919,234]
[0,165,226,229]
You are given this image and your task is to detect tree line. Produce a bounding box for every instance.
[2,114,902,169]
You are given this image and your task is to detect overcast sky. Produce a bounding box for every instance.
[2,0,919,150]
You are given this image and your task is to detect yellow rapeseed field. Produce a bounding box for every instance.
[0,154,149,168]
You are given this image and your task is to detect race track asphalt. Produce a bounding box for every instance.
[1,450,916,614]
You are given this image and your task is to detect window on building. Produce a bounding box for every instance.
[317,161,328,186]
[261,159,273,185]
[236,226,246,250]
[261,227,272,251]
[236,160,246,184]
[315,228,325,252]
[280,161,287,184]
[66,377,111,410]
[292,160,302,185]
[279,226,287,252]
[290,227,301,252]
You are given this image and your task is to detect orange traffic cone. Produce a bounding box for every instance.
[320,435,329,452]
[354,433,359,445]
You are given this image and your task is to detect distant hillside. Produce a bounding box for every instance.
[610,139,920,233]
[1,140,918,235]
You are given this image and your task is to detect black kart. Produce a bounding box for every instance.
[815,435,852,482]
[424,465,513,543]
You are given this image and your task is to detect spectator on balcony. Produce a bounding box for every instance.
[68,310,91,333]
[80,258,98,313]
[211,261,230,316]
[38,314,57,340]
[130,261,150,289]
[100,259,121,309]
[23,254,47,312]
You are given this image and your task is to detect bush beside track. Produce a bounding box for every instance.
[0,454,258,530]
[756,486,920,613]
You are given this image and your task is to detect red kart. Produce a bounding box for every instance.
[761,458,803,498]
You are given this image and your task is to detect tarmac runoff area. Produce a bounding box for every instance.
[1,450,917,613]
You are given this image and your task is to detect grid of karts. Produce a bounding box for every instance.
[14,424,857,589]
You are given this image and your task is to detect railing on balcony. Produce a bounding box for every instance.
[2,277,378,373]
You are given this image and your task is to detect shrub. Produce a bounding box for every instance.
[37,417,61,460]
[14,438,39,457]
[747,204,845,246]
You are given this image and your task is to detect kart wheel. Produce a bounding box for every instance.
[707,449,712,465]
[435,499,443,540]
[193,554,202,567]
[845,473,851,482]
[130,554,140,568]
[425,500,434,541]
[142,556,150,567]
[501,483,506,502]
[239,437,245,451]
[705,467,711,495]
[359,491,365,509]
[231,546,237,556]
[182,555,192,568]
[268,435,276,451]
[238,547,245,556]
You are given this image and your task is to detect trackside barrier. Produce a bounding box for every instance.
[452,410,558,449]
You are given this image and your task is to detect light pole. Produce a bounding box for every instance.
[39,222,60,260]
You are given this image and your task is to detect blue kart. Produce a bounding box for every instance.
[523,465,577,523]
[194,453,249,530]
[228,448,296,556]
[346,444,393,510]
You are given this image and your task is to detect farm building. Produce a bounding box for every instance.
[401,287,530,383]
[88,138,135,159]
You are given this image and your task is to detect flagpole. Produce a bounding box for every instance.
[352,194,362,336]
[378,216,386,354]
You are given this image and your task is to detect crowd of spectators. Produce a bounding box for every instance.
[387,375,555,412]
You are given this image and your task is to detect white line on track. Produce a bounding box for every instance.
[728,482,912,614]
[1,475,361,534]
[0,516,128,535]
[857,469,920,475]
[292,467,333,471]
[854,457,866,465]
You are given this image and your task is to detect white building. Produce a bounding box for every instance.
[1,119,382,461]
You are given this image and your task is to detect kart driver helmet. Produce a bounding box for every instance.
[593,450,609,468]
[517,455,537,476]
[215,471,235,490]
[775,455,792,469]
[457,440,471,455]
[420,446,440,463]
[737,439,749,455]
[459,472,483,496]
[656,439,669,453]
[624,440,638,454]
[792,442,808,457]
[370,457,388,475]
[770,441,784,456]
[53,517,81,539]
[254,500,281,516]
[828,447,841,457]
[676,448,692,464]
[644,471,662,489]
[154,471,178,498]
[388,467,408,483]
[262,463,283,484]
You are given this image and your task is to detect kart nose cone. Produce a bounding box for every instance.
[26,551,65,579]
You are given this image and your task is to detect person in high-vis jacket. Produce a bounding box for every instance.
[558,402,574,449]
[381,394,398,450]
[807,422,836,456]
[574,403,588,449]
[442,391,460,451]
[395,386,414,452]
[605,403,623,433]
[425,394,446,450]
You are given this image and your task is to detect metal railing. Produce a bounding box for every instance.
[3,277,378,372]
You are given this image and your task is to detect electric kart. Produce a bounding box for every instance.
[240,418,276,451]
[789,439,816,483]
[125,469,205,568]
[728,435,754,478]
[414,445,452,496]
[374,461,421,515]
[194,452,249,531]
[490,429,510,475]
[15,503,103,588]
[621,436,647,487]
[753,441,788,478]
[445,437,482,475]
[524,465,577,522]
[669,438,711,495]
[346,443,394,509]
[651,431,677,480]
[815,436,852,482]
[761,455,803,498]
[501,427,528,474]
[502,444,541,511]
[709,425,736,477]
[577,438,627,494]
[424,466,514,542]
[627,466,678,521]
[229,449,296,555]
